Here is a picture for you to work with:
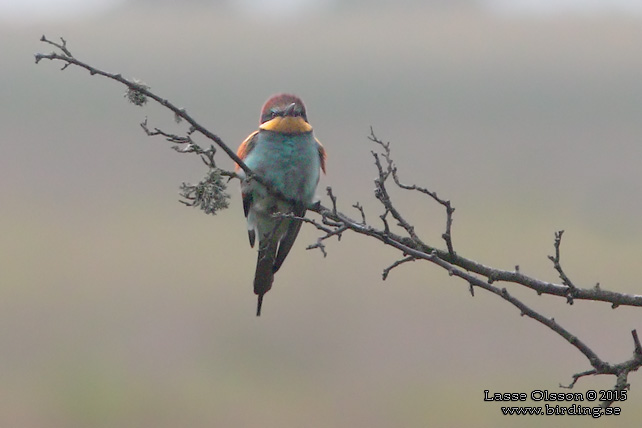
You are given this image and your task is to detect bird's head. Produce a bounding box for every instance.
[259,93,312,134]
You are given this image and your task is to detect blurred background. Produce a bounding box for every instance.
[2,0,642,426]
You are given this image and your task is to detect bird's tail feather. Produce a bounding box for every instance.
[256,294,264,317]
[254,240,277,316]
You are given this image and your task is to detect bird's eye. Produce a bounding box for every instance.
[270,109,279,118]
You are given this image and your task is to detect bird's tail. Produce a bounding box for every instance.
[254,240,277,316]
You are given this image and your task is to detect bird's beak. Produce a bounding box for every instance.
[284,102,297,116]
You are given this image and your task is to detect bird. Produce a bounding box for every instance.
[236,94,326,316]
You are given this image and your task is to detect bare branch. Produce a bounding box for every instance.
[369,128,456,255]
[352,202,366,224]
[370,135,425,247]
[277,211,347,258]
[548,230,578,304]
[560,369,597,390]
[382,256,416,280]
[36,36,245,172]
[326,186,338,215]
[633,329,642,357]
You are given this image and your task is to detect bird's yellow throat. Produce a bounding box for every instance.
[259,116,312,134]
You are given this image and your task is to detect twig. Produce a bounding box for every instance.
[369,128,456,255]
[352,202,366,224]
[382,256,415,280]
[371,147,425,246]
[326,186,338,215]
[548,230,578,304]
[633,329,642,357]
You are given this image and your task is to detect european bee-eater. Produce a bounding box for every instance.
[236,94,326,316]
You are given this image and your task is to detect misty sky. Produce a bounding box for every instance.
[3,0,642,22]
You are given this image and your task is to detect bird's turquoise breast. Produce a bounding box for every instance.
[244,131,320,203]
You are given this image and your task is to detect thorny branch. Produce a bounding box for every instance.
[36,36,642,406]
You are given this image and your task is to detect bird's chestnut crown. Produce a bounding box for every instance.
[260,93,308,124]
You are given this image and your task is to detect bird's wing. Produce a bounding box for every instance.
[238,131,260,247]
[316,138,327,174]
[243,192,256,248]
[236,130,259,171]
[272,203,306,274]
